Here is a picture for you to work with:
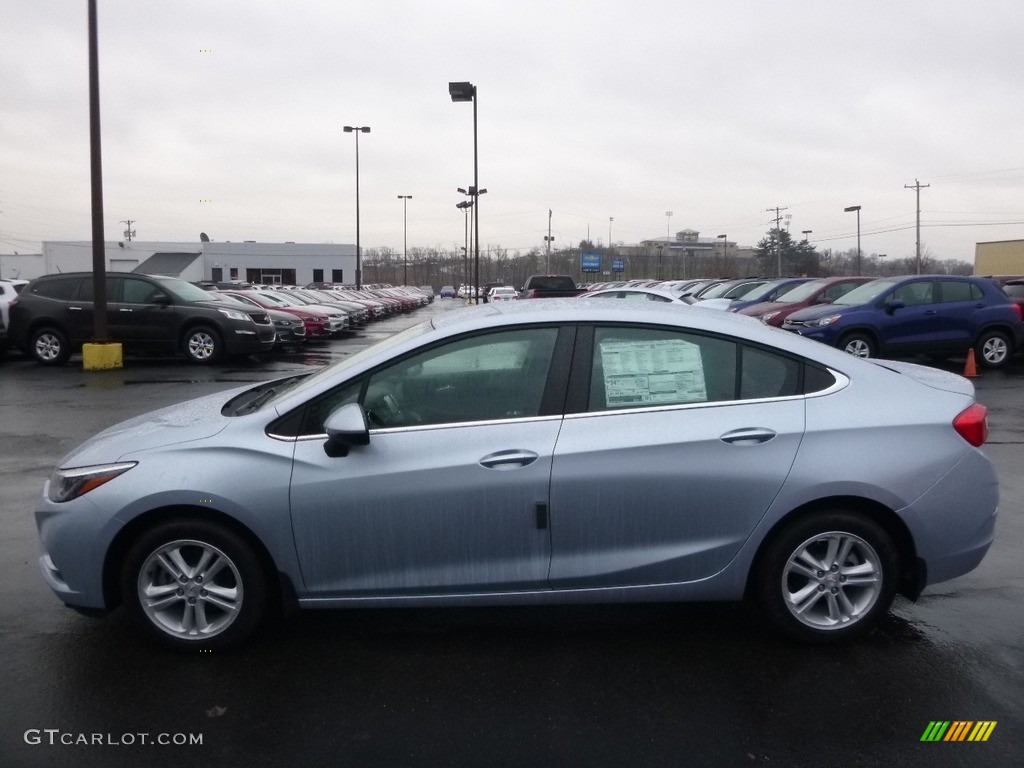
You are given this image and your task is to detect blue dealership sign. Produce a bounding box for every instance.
[612,259,625,273]
[581,252,602,273]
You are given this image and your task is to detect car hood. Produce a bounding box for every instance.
[786,303,860,321]
[740,300,787,315]
[868,359,976,397]
[56,386,249,468]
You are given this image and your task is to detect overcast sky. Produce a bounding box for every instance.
[2,0,1022,265]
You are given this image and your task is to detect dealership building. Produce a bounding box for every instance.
[975,239,1024,276]
[4,240,357,285]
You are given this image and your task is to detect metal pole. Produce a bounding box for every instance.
[472,89,480,304]
[398,195,412,285]
[88,0,108,340]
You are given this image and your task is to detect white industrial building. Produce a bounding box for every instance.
[12,240,357,285]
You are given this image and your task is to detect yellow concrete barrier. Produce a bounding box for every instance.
[82,343,124,371]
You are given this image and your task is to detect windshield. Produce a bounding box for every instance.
[256,318,434,411]
[694,281,736,299]
[153,276,224,303]
[832,278,892,306]
[773,279,828,303]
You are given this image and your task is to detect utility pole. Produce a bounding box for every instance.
[120,220,135,241]
[904,179,930,274]
[544,209,555,272]
[767,206,788,277]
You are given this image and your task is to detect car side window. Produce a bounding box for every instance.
[31,277,81,300]
[587,327,807,412]
[938,281,981,303]
[891,281,935,306]
[588,327,737,410]
[123,277,169,304]
[73,277,121,302]
[739,346,802,400]
[296,327,560,434]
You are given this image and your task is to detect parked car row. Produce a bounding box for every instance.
[578,274,1024,368]
[6,273,432,365]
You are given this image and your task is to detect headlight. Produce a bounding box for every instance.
[761,311,780,322]
[218,308,250,321]
[48,462,137,503]
[814,315,843,327]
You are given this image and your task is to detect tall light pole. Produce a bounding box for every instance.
[608,217,614,249]
[397,194,412,285]
[456,200,473,296]
[878,253,887,275]
[665,211,673,240]
[844,205,862,276]
[544,209,554,272]
[717,234,727,263]
[343,125,370,289]
[801,229,812,242]
[449,81,480,303]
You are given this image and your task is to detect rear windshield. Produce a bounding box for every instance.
[526,276,576,290]
[31,277,81,300]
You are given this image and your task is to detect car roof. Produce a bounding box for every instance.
[428,297,862,365]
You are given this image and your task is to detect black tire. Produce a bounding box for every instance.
[754,512,898,643]
[839,332,876,359]
[121,519,267,651]
[974,329,1012,369]
[183,325,223,364]
[30,326,72,366]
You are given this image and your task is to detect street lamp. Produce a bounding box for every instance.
[609,216,614,249]
[717,234,727,261]
[397,195,412,285]
[449,81,481,303]
[665,211,673,240]
[802,229,812,242]
[343,125,370,289]
[878,253,887,275]
[844,205,862,276]
[456,200,473,297]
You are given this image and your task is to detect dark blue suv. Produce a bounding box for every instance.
[781,275,1023,367]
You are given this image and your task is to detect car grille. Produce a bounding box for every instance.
[248,311,272,325]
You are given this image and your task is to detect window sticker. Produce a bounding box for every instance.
[599,339,707,406]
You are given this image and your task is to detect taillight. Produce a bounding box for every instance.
[953,403,988,447]
[1012,303,1023,321]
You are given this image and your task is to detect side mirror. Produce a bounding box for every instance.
[323,402,370,458]
[885,299,906,314]
[815,297,833,305]
[153,294,172,306]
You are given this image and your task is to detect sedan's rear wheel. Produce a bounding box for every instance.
[975,330,1011,368]
[122,520,266,650]
[839,333,876,359]
[755,512,898,643]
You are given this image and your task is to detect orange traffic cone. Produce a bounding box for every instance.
[963,348,980,379]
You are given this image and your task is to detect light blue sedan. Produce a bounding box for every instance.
[36,300,998,649]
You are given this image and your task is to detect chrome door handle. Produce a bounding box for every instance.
[479,450,539,469]
[720,428,777,445]
[119,308,133,312]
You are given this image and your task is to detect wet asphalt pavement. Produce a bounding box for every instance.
[1,301,1022,767]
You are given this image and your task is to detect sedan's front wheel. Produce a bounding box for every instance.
[121,520,266,650]
[755,512,898,643]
